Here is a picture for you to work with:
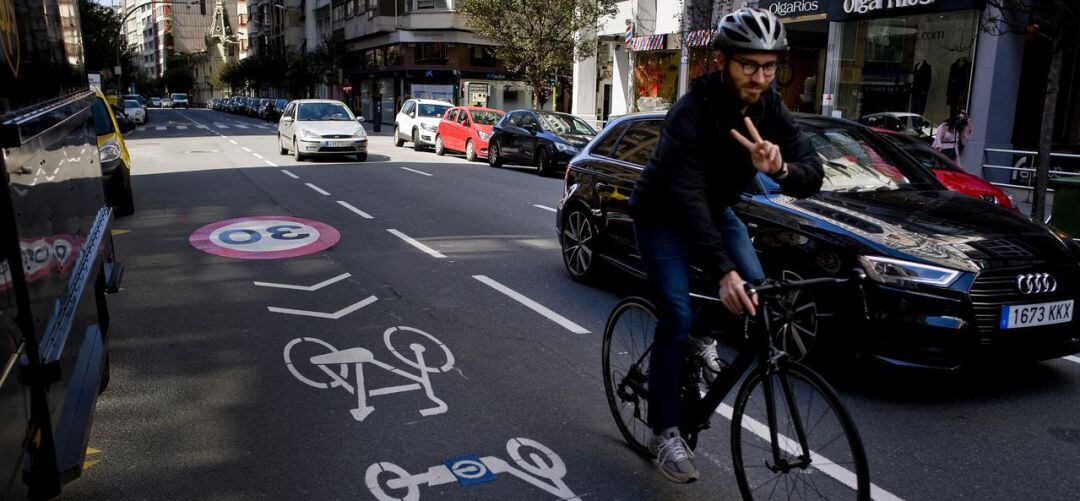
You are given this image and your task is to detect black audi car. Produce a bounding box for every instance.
[557,111,1080,369]
[488,110,597,176]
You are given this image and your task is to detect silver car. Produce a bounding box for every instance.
[278,99,368,161]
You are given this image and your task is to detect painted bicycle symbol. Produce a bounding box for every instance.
[283,326,454,422]
[365,438,580,501]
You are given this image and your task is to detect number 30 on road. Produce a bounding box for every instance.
[189,216,341,259]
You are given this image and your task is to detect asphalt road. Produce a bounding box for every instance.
[60,108,1080,500]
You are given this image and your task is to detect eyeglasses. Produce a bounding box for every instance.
[732,58,779,77]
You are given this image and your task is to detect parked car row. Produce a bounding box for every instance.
[392,98,600,177]
[556,110,1080,369]
[212,96,289,122]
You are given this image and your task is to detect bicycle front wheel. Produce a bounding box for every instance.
[602,297,656,457]
[731,362,870,501]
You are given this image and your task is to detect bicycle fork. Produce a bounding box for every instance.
[761,366,813,473]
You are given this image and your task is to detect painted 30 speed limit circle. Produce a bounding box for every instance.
[189,216,341,259]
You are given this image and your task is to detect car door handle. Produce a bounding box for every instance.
[596,182,616,194]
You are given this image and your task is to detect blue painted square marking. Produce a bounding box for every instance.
[444,454,497,486]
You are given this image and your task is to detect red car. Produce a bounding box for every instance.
[434,106,505,161]
[873,128,1016,210]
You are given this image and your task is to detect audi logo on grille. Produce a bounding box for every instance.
[1016,273,1057,295]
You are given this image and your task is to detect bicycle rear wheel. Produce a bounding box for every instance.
[731,362,870,501]
[602,297,656,456]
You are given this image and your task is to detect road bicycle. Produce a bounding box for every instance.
[603,272,871,500]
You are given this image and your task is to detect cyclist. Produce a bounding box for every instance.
[628,7,824,483]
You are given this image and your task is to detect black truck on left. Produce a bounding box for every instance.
[1,0,123,498]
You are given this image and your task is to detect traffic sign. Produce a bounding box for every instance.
[189,216,340,259]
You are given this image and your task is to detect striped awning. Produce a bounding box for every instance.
[683,29,715,48]
[628,34,666,52]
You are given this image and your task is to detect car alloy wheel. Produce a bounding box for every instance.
[413,128,423,151]
[488,140,502,167]
[536,148,551,177]
[466,140,477,162]
[561,209,598,280]
[394,126,404,147]
[767,269,819,362]
[435,135,445,156]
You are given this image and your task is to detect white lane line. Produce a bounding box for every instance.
[136,127,145,132]
[264,160,278,167]
[400,167,433,177]
[281,169,300,179]
[155,126,166,131]
[196,125,210,129]
[533,204,557,213]
[234,124,250,129]
[176,125,188,130]
[242,146,252,152]
[268,296,378,320]
[252,153,264,159]
[386,229,446,259]
[337,201,373,219]
[471,275,590,334]
[216,124,230,129]
[305,183,331,196]
[228,139,238,145]
[255,273,351,291]
[1064,355,1080,365]
[713,402,904,501]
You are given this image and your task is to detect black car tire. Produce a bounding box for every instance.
[394,126,404,147]
[488,140,503,167]
[535,147,552,177]
[293,138,304,161]
[413,128,423,151]
[109,168,135,217]
[561,207,601,282]
[356,152,368,162]
[434,135,445,156]
[466,140,478,162]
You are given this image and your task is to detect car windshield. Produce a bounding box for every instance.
[470,110,503,126]
[417,103,451,118]
[539,113,596,135]
[298,102,354,121]
[123,100,140,108]
[761,127,939,194]
[172,94,187,100]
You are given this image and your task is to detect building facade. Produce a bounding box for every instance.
[122,0,219,78]
[192,0,249,104]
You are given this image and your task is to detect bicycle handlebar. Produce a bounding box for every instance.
[745,270,867,296]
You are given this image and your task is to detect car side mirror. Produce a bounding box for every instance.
[357,116,365,123]
[409,111,416,118]
[119,117,136,134]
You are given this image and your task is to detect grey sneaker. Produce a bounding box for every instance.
[688,336,725,385]
[651,430,699,483]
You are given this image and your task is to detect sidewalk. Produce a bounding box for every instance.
[362,121,394,137]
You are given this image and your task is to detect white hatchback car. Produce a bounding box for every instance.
[122,99,146,124]
[278,99,368,161]
[394,98,452,151]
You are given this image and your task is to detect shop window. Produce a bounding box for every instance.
[416,43,448,65]
[633,51,680,112]
[469,46,499,67]
[386,45,403,66]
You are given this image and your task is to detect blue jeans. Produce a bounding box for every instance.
[634,208,765,434]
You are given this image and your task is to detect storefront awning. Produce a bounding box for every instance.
[683,29,714,48]
[628,34,666,52]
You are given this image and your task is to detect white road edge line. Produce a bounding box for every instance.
[400,167,433,177]
[252,153,264,159]
[281,169,300,179]
[268,296,378,319]
[386,229,446,259]
[1064,355,1080,365]
[337,201,374,219]
[255,273,351,291]
[242,147,252,152]
[713,402,905,501]
[305,183,331,196]
[533,204,557,213]
[471,275,590,334]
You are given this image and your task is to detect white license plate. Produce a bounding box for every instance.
[1000,300,1073,329]
[327,141,351,147]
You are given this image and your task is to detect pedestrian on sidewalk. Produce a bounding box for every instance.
[932,109,973,160]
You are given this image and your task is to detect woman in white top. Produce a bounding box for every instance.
[932,109,973,160]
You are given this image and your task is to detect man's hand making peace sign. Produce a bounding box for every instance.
[730,116,788,178]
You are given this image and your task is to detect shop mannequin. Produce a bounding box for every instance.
[911,60,931,115]
[947,57,970,117]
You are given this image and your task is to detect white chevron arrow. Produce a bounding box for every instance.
[267,295,378,320]
[254,273,351,291]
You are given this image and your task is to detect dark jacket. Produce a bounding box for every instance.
[630,72,824,278]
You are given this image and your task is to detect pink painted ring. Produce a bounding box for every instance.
[189,216,341,260]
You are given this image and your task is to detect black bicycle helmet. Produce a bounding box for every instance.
[713,7,789,53]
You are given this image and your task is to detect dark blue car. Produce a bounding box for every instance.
[488,110,597,176]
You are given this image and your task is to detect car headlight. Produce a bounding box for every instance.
[99,139,121,163]
[353,128,366,138]
[420,123,438,132]
[554,142,578,154]
[858,255,960,288]
[300,128,319,139]
[477,130,491,141]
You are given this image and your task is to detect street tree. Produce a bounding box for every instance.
[78,0,138,93]
[982,1,1080,221]
[457,0,618,110]
[163,55,195,93]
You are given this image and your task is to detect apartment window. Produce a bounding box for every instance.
[469,45,498,67]
[333,5,344,21]
[415,0,450,10]
[345,0,353,17]
[386,44,402,66]
[415,43,448,65]
[367,0,378,10]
